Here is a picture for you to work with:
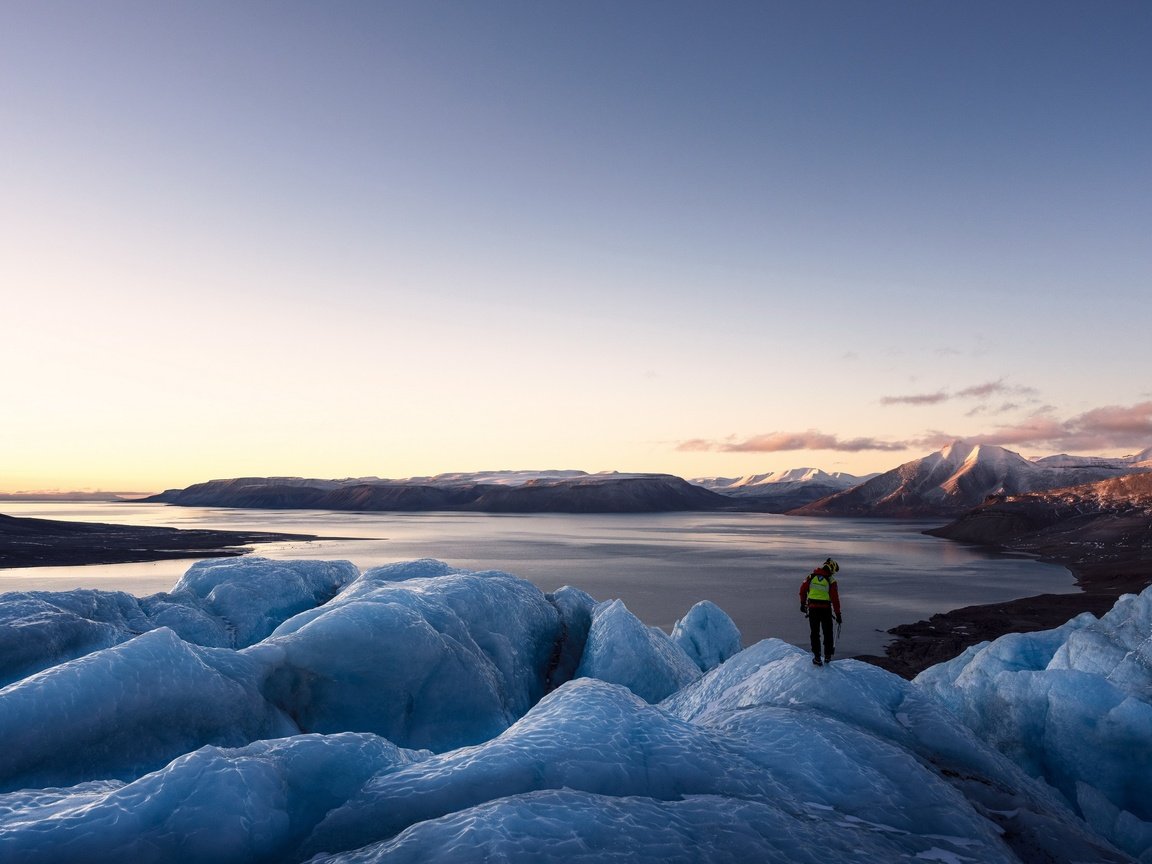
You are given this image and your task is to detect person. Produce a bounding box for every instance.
[799,558,842,666]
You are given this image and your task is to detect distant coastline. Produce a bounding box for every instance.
[0,512,322,569]
[0,492,153,503]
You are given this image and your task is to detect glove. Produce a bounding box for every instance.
[835,613,843,625]
[800,603,808,617]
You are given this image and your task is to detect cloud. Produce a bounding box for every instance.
[965,401,1020,418]
[907,431,965,450]
[1075,402,1152,435]
[679,401,1152,462]
[970,416,1067,447]
[1042,401,1152,450]
[880,392,949,406]
[881,379,1038,409]
[948,402,1152,452]
[679,430,908,453]
[675,438,721,452]
[956,381,1011,399]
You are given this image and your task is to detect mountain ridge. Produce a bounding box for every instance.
[691,467,874,512]
[142,473,731,514]
[926,471,1152,566]
[791,441,1151,518]
[140,444,1152,516]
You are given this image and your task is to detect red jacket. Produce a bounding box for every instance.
[799,568,841,616]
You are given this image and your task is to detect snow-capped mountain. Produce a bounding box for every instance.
[1032,446,1152,471]
[692,468,874,512]
[693,467,867,495]
[793,441,1150,517]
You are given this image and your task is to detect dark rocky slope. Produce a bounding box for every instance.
[925,472,1152,567]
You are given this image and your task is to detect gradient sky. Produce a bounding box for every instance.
[3,1,1151,492]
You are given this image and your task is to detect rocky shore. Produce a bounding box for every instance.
[856,558,1152,679]
[858,474,1152,678]
[0,513,321,569]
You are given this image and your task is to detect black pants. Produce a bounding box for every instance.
[808,605,834,659]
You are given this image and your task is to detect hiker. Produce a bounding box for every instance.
[800,558,841,666]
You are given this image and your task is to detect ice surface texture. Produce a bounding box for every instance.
[172,557,357,647]
[252,559,565,751]
[0,557,358,687]
[0,627,296,791]
[671,599,742,671]
[0,557,1146,863]
[917,588,1152,861]
[574,599,702,702]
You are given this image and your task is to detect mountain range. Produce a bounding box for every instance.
[691,468,874,511]
[138,443,1152,517]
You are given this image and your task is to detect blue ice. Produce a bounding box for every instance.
[0,557,1147,863]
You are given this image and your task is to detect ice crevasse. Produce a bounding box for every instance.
[0,556,1148,863]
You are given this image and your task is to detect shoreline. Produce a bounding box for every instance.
[856,551,1152,679]
[0,512,324,570]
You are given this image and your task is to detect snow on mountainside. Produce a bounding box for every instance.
[2,556,1149,862]
[397,470,592,486]
[692,468,873,513]
[396,470,680,487]
[1035,454,1129,469]
[137,450,1152,518]
[794,441,1151,518]
[693,467,868,494]
[1033,447,1152,472]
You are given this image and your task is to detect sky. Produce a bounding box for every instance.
[3,1,1151,493]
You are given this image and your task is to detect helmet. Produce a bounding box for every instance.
[823,558,839,575]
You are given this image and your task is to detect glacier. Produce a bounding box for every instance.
[0,557,358,688]
[671,599,742,672]
[574,598,701,703]
[917,587,1152,861]
[0,556,1148,863]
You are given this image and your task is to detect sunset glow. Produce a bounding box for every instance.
[3,2,1150,493]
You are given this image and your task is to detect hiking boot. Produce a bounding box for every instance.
[812,656,823,666]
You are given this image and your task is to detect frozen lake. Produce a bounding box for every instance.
[0,502,1077,657]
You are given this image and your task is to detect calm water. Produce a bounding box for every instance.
[0,502,1077,657]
